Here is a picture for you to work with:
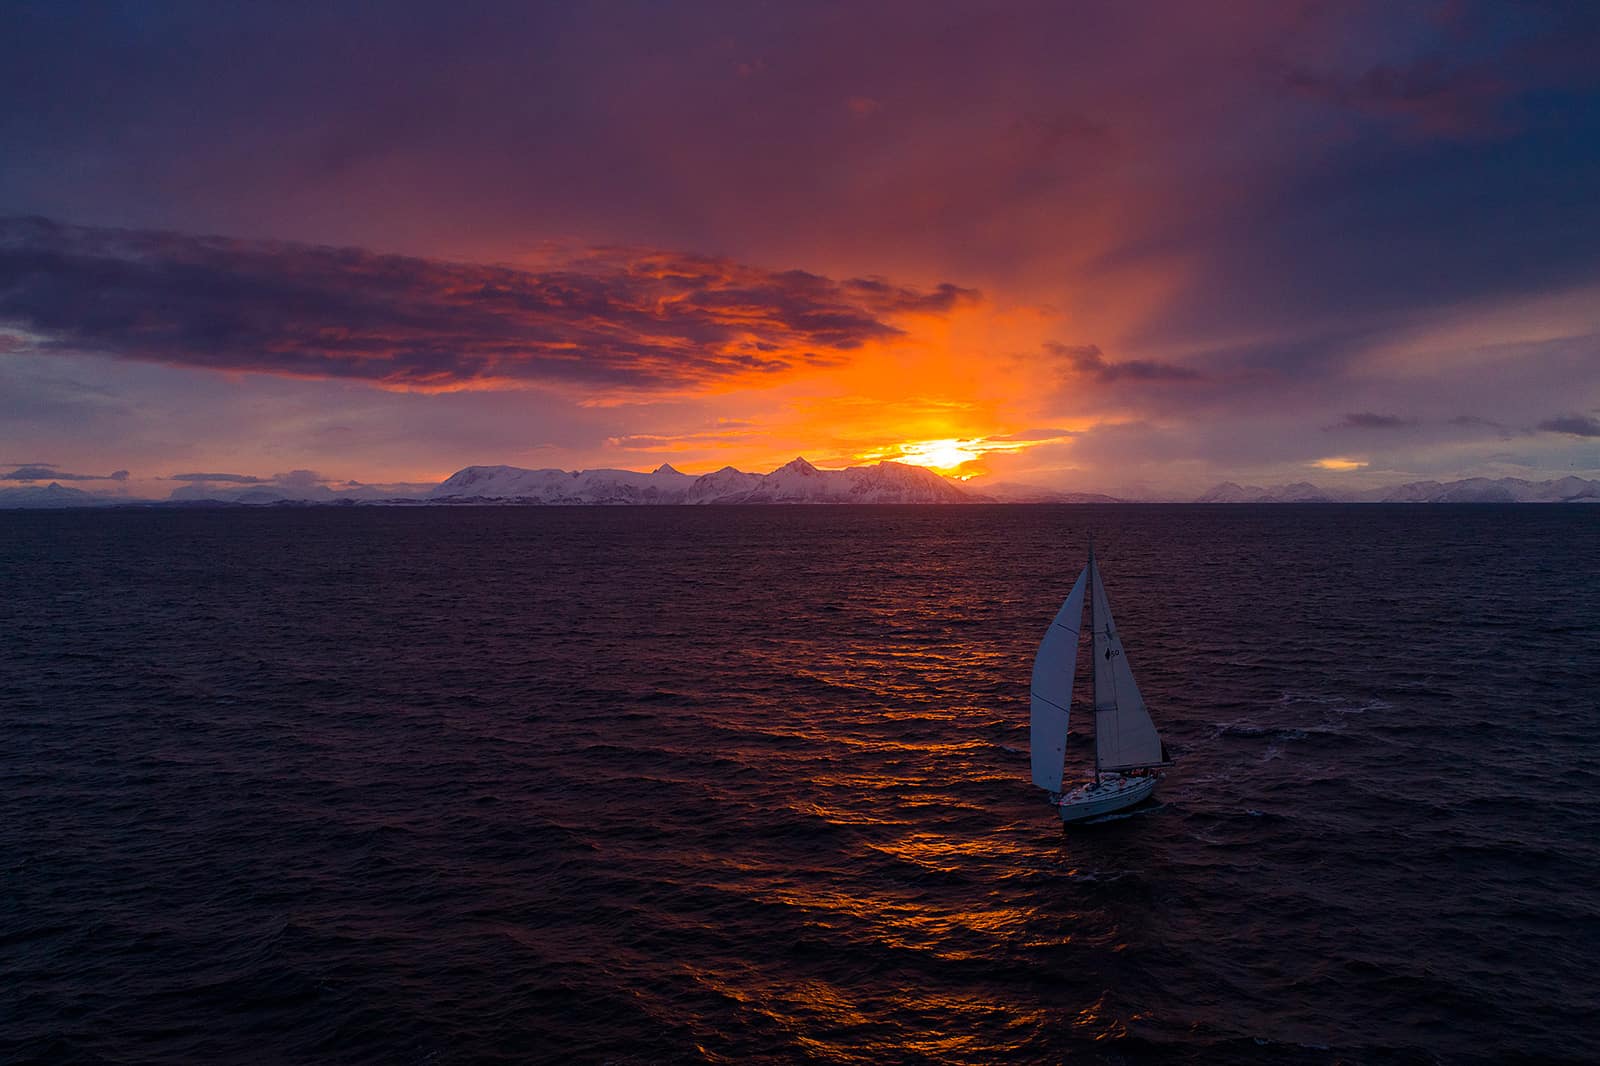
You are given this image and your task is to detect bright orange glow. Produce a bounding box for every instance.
[852,433,1073,479]
[1314,456,1368,471]
[506,295,1100,489]
[888,439,981,473]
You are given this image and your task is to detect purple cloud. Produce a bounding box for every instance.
[168,472,268,483]
[1276,56,1511,139]
[0,218,979,392]
[1044,342,1200,384]
[1538,414,1600,437]
[1332,412,1418,430]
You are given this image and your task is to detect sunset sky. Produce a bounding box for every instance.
[3,0,1598,498]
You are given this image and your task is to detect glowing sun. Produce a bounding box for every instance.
[894,438,981,473]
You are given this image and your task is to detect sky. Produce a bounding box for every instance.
[2,0,1598,499]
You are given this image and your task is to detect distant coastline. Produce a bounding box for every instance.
[4,459,1598,509]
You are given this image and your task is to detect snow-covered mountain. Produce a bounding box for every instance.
[164,479,426,505]
[1193,481,1270,503]
[7,466,1596,509]
[172,466,1600,507]
[683,465,766,503]
[430,462,697,504]
[429,457,972,504]
[170,482,341,505]
[972,481,1126,503]
[1193,480,1340,503]
[1391,476,1599,503]
[1193,476,1600,503]
[0,481,115,508]
[734,457,970,503]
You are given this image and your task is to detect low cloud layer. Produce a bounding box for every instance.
[168,472,268,483]
[988,428,1080,443]
[1,463,128,481]
[1332,412,1418,430]
[0,217,978,392]
[165,468,431,503]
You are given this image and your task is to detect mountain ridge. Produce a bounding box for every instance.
[429,457,971,505]
[1193,475,1600,504]
[0,481,115,508]
[4,465,1598,507]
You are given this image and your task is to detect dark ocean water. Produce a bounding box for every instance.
[3,505,1597,1065]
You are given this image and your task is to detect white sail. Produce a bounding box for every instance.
[1090,560,1164,771]
[1030,566,1088,792]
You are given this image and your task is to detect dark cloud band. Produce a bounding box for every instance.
[0,217,978,391]
[1044,342,1200,384]
[1,463,128,481]
[1332,412,1418,430]
[168,472,268,483]
[1539,414,1600,437]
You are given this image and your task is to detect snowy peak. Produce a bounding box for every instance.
[430,466,1600,506]
[738,459,970,504]
[685,466,764,503]
[427,458,977,505]
[846,461,971,503]
[1275,481,1337,502]
[430,464,699,504]
[1194,481,1268,503]
[432,466,571,500]
[775,457,820,476]
[0,481,110,508]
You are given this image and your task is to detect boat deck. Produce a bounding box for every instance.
[1056,773,1158,823]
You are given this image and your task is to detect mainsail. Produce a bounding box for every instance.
[1030,566,1088,792]
[1090,559,1164,771]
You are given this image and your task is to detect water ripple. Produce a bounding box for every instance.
[2,504,1597,1064]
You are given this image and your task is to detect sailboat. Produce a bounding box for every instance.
[1030,543,1172,823]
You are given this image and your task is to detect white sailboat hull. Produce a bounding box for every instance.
[1055,773,1159,823]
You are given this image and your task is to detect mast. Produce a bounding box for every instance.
[1089,552,1169,773]
[1089,534,1099,786]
